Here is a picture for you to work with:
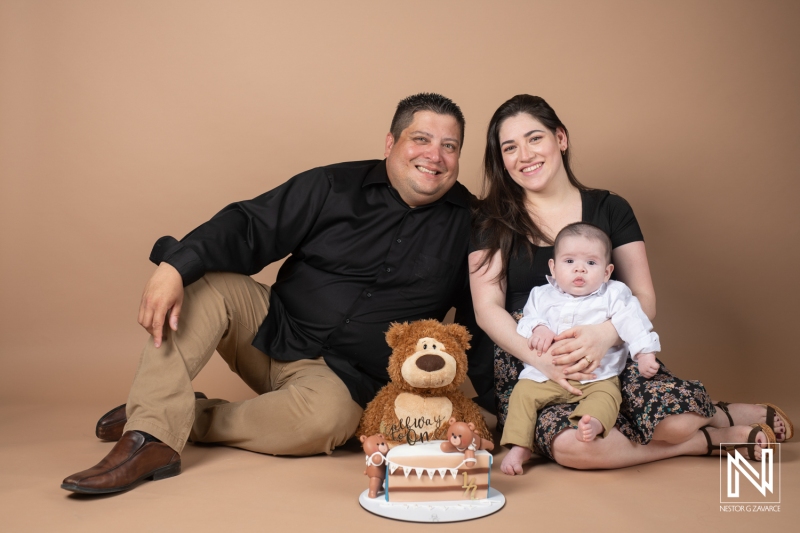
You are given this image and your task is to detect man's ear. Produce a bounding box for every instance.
[384,132,395,158]
[548,258,555,276]
[605,263,614,282]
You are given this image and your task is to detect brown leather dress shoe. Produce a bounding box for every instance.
[62,431,180,494]
[96,392,208,441]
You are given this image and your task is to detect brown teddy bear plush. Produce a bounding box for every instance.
[357,319,491,447]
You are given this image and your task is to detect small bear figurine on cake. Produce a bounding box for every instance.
[357,319,491,447]
[440,417,494,467]
[360,434,389,498]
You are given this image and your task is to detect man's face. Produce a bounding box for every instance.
[548,235,614,297]
[384,111,461,207]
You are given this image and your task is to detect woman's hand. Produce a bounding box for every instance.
[550,321,620,377]
[533,350,586,396]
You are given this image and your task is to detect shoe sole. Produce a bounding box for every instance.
[60,461,181,495]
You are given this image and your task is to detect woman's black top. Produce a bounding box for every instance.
[502,189,644,311]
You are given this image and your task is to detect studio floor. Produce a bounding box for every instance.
[1,400,798,533]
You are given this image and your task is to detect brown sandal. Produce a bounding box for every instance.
[700,423,776,461]
[715,401,794,442]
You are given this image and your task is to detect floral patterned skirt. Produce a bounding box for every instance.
[495,310,716,461]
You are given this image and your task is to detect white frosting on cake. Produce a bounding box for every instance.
[385,441,491,481]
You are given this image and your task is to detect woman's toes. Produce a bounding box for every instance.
[753,430,768,460]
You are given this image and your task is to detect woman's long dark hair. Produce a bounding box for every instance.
[473,95,590,281]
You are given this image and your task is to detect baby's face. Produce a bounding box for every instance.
[549,235,614,297]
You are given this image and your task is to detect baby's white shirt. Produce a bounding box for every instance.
[516,277,660,383]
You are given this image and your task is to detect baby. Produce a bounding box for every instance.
[501,222,660,475]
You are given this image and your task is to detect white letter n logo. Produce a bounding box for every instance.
[727,449,773,497]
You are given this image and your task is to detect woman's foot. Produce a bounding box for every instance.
[576,415,603,442]
[712,402,789,442]
[500,445,532,475]
[701,425,774,461]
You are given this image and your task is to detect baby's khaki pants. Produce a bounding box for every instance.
[501,377,622,449]
[124,272,363,455]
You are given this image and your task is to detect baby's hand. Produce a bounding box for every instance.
[528,325,555,356]
[636,353,659,378]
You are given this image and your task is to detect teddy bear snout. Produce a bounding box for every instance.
[415,354,446,372]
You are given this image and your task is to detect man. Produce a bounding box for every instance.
[61,93,474,494]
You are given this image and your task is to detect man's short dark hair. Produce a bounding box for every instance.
[389,93,465,146]
[553,222,612,263]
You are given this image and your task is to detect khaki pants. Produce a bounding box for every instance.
[124,272,363,455]
[501,377,622,448]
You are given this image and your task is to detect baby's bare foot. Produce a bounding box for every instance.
[576,415,603,442]
[500,445,531,476]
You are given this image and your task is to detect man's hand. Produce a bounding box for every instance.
[528,325,555,357]
[636,352,659,378]
[138,262,184,348]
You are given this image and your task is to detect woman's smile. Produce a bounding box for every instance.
[520,162,544,175]
[498,113,568,195]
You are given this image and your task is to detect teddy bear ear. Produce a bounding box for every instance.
[385,322,408,349]
[445,323,472,351]
[468,422,476,431]
[449,417,457,425]
[360,435,367,443]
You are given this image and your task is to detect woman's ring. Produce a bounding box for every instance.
[585,356,593,365]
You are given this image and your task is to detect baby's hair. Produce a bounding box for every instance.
[553,223,612,263]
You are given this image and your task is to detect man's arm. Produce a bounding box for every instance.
[141,168,333,347]
[151,168,333,285]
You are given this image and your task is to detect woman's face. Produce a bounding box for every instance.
[498,113,568,194]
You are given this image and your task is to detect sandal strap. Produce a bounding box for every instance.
[745,426,761,461]
[700,426,714,456]
[701,425,765,461]
[764,405,775,432]
[715,402,734,427]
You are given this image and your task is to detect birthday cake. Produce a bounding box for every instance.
[383,441,492,502]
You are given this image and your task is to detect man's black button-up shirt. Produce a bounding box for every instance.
[149,160,473,407]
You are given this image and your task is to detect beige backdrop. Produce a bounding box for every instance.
[1,0,798,410]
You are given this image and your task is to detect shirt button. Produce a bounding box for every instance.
[366,292,372,298]
[396,238,402,243]
[385,267,391,273]
[345,318,350,324]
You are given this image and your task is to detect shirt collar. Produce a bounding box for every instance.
[362,160,472,210]
[546,275,609,298]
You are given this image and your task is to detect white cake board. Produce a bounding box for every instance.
[358,488,505,523]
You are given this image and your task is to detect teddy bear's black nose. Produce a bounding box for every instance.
[416,354,445,372]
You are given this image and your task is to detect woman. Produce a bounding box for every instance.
[469,95,791,474]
